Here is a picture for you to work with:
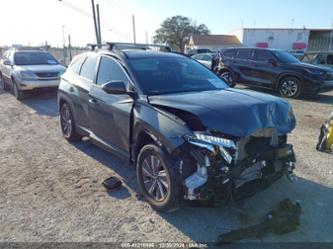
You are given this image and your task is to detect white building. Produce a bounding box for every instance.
[229,28,310,51]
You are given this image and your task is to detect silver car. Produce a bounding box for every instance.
[191,53,215,69]
[0,49,66,100]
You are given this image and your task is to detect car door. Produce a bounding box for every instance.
[88,55,134,156]
[252,49,279,87]
[233,49,256,85]
[74,53,98,129]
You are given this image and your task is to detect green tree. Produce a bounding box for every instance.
[154,15,210,52]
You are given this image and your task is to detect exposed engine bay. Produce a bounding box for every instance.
[174,129,296,203]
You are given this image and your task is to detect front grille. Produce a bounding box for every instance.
[35,72,59,78]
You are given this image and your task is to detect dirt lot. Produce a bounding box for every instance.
[0,86,332,245]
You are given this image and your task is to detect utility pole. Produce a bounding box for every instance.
[62,25,67,65]
[68,34,72,61]
[91,0,100,47]
[96,4,102,47]
[329,22,333,51]
[132,15,136,43]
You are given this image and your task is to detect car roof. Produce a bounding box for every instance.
[99,49,185,60]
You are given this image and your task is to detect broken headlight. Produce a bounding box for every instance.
[184,132,237,164]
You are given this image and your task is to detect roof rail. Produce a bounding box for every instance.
[87,43,109,51]
[106,42,172,52]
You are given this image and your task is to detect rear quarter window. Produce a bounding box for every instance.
[70,55,87,75]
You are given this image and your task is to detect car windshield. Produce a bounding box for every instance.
[14,52,59,65]
[129,57,229,95]
[272,50,300,64]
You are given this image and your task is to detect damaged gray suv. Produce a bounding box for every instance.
[58,43,296,212]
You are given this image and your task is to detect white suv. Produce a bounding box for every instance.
[0,49,66,100]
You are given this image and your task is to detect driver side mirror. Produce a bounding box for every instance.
[102,81,128,95]
[3,59,12,66]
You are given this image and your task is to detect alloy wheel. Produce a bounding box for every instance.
[280,80,298,97]
[60,105,73,137]
[142,155,169,202]
[221,71,233,84]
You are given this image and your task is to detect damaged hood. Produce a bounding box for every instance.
[148,89,296,138]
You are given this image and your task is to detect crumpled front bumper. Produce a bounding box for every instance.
[182,142,296,203]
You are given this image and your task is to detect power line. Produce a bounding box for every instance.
[115,0,132,15]
[59,0,131,39]
[104,0,132,18]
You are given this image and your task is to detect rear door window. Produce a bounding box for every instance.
[253,50,275,62]
[79,54,98,81]
[236,49,253,60]
[96,56,129,85]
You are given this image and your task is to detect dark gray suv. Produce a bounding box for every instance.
[58,43,296,212]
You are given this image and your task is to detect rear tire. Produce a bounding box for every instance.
[278,77,302,98]
[0,74,10,91]
[137,144,180,212]
[60,102,82,142]
[12,79,24,100]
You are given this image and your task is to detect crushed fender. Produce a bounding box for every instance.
[215,198,301,246]
[316,111,333,153]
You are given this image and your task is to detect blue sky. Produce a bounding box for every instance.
[129,0,333,33]
[0,0,332,47]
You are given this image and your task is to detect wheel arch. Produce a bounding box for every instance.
[131,103,191,164]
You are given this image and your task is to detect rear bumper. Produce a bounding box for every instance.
[16,78,60,90]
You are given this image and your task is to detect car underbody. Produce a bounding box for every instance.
[173,129,296,204]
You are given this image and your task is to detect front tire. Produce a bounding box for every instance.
[12,79,24,100]
[60,103,82,142]
[137,144,180,212]
[278,77,302,98]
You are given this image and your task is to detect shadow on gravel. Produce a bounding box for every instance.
[69,137,333,244]
[72,138,138,199]
[21,89,58,117]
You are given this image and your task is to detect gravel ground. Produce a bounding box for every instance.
[0,86,332,245]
